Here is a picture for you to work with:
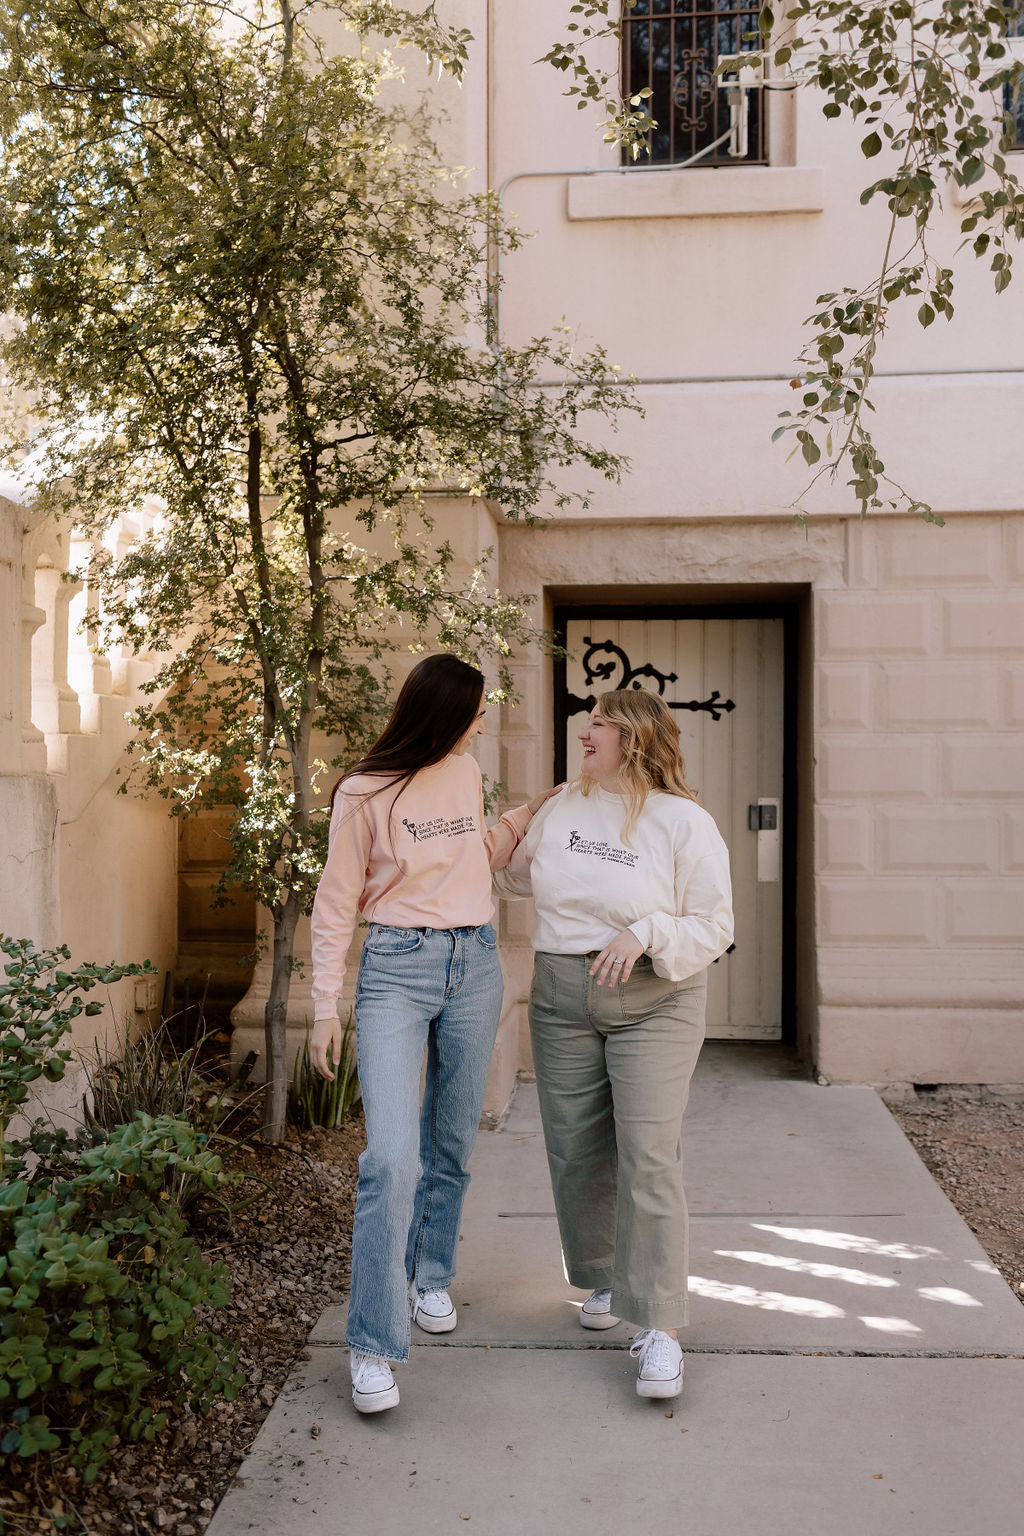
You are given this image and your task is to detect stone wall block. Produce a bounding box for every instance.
[815,806,873,872]
[880,662,999,729]
[942,736,1024,797]
[843,518,878,590]
[943,880,1024,944]
[1005,664,1024,726]
[879,808,997,872]
[818,735,935,798]
[819,879,938,944]
[1007,519,1024,583]
[500,737,542,800]
[818,592,932,657]
[1004,809,1024,871]
[943,593,1024,652]
[815,1006,1024,1085]
[500,665,543,735]
[877,518,1002,586]
[498,895,537,943]
[816,663,873,728]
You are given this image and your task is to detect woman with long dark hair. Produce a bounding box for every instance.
[310,653,554,1415]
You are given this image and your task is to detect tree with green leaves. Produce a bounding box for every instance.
[548,1,1024,521]
[0,1,635,1141]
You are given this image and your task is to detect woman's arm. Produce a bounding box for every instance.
[492,831,534,899]
[626,845,735,982]
[309,792,374,1063]
[481,783,562,873]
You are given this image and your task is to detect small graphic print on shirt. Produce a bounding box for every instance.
[402,814,477,845]
[565,830,639,868]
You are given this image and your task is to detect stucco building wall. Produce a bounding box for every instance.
[0,492,177,1118]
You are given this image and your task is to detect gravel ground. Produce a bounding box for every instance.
[884,1086,1024,1305]
[3,1084,1022,1535]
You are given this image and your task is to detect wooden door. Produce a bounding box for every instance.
[559,615,784,1039]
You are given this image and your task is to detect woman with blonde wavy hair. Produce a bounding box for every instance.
[494,688,733,1401]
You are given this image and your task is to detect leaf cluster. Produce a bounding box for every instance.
[85,1019,268,1221]
[287,1019,361,1130]
[0,938,242,1482]
[537,0,657,156]
[752,2,1024,518]
[0,936,154,1178]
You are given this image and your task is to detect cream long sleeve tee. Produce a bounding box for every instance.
[310,753,532,1022]
[493,782,734,982]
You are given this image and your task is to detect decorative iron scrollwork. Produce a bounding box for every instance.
[565,636,736,723]
[672,48,715,133]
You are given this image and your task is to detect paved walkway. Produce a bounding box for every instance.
[208,1046,1024,1536]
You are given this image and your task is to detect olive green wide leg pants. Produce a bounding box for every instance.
[528,952,707,1331]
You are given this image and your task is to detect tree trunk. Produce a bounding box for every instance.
[262,893,300,1143]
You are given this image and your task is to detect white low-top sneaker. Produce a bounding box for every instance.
[630,1328,684,1399]
[579,1288,621,1330]
[409,1279,458,1334]
[350,1351,400,1414]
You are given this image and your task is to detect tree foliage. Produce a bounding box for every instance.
[0,1,636,1138]
[546,1,1024,521]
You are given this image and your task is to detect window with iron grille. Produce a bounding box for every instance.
[1005,6,1024,148]
[621,1,766,166]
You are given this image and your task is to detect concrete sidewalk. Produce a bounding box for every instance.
[208,1046,1024,1536]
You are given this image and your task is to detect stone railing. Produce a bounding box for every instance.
[0,483,177,1087]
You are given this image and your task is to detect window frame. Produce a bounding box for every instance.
[620,1,768,169]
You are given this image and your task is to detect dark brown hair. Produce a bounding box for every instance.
[329,654,485,812]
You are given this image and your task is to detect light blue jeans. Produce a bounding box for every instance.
[346,922,503,1362]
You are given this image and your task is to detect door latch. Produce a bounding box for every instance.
[748,798,781,882]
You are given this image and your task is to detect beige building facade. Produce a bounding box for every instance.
[3,3,1022,1111]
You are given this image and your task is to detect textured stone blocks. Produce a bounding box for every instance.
[943,881,1024,944]
[819,736,935,798]
[1006,810,1024,871]
[819,593,931,656]
[878,519,1002,586]
[815,1007,1024,1085]
[817,664,873,728]
[943,737,1024,796]
[943,594,1024,651]
[1006,665,1024,726]
[880,663,998,729]
[819,880,937,944]
[500,737,542,801]
[816,807,872,872]
[879,809,997,872]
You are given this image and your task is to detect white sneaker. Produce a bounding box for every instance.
[579,1288,620,1331]
[409,1278,458,1334]
[350,1351,400,1414]
[630,1329,684,1399]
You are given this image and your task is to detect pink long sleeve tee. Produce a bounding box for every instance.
[310,753,531,1022]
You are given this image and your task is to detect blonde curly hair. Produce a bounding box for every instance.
[580,688,698,843]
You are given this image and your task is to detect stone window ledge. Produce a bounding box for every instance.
[566,166,824,222]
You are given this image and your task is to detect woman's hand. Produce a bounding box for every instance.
[310,1015,341,1081]
[590,928,645,986]
[527,784,564,816]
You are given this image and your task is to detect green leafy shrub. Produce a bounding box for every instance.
[0,1115,243,1480]
[0,935,152,1179]
[0,937,243,1481]
[85,1020,267,1220]
[287,1019,361,1131]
